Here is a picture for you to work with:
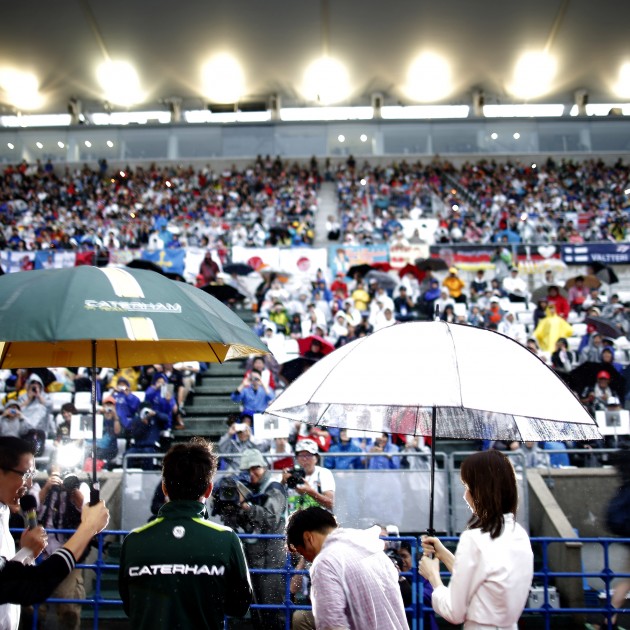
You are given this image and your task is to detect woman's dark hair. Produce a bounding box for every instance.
[162,437,217,501]
[286,506,337,550]
[461,450,518,539]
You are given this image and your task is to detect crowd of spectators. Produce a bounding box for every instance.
[331,156,630,247]
[0,155,320,255]
[0,362,205,471]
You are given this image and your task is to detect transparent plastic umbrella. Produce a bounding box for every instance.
[266,321,600,531]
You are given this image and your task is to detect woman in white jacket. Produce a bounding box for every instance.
[419,450,533,629]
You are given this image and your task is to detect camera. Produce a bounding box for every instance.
[285,465,306,489]
[210,474,251,517]
[62,472,82,492]
[385,548,404,572]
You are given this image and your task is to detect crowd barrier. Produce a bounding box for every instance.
[13,529,629,630]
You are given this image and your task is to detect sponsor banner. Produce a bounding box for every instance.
[562,243,630,265]
[327,244,390,278]
[429,243,563,273]
[141,249,186,276]
[0,251,36,273]
[33,250,77,270]
[390,243,429,268]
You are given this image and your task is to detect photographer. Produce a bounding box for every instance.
[0,401,26,438]
[95,395,122,467]
[19,374,52,441]
[214,450,287,630]
[110,377,140,430]
[37,469,90,629]
[282,439,335,516]
[126,403,170,470]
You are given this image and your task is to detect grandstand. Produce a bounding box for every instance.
[2,2,630,624]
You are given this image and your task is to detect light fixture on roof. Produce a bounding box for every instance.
[0,69,43,111]
[574,89,588,116]
[162,97,182,123]
[303,57,350,105]
[201,54,245,104]
[406,52,453,102]
[509,51,557,99]
[471,89,485,117]
[68,97,83,125]
[97,60,144,107]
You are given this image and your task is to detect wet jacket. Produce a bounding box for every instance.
[119,500,252,630]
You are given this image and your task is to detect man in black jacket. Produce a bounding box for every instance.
[119,437,252,630]
[0,436,109,625]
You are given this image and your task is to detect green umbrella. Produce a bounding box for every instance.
[0,265,267,367]
[0,266,268,498]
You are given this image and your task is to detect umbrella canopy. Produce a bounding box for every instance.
[370,261,394,272]
[564,274,601,290]
[0,266,267,368]
[588,262,619,285]
[199,283,247,304]
[568,361,626,399]
[584,316,625,340]
[224,263,256,276]
[279,356,319,386]
[531,284,568,303]
[365,270,398,291]
[398,263,425,282]
[297,335,335,357]
[267,321,600,531]
[347,263,373,278]
[126,259,165,275]
[415,257,449,272]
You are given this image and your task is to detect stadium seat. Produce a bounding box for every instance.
[49,391,73,413]
[73,391,93,412]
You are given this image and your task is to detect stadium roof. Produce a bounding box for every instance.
[1,0,629,119]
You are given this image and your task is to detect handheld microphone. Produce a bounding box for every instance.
[19,495,38,530]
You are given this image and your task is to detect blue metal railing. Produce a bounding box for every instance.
[13,530,630,629]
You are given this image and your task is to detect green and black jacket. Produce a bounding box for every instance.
[119,500,252,630]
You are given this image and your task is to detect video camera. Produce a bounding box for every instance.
[285,465,306,489]
[210,473,252,518]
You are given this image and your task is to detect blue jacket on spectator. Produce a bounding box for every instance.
[325,440,365,470]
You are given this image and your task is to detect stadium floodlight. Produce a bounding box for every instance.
[405,52,453,102]
[97,60,144,107]
[302,57,350,105]
[509,51,557,99]
[0,69,43,111]
[201,54,245,104]
[613,62,630,99]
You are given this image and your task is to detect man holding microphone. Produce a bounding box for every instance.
[0,436,109,628]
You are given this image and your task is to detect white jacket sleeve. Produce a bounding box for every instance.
[431,531,487,625]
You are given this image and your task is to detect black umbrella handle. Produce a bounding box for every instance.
[90,484,100,506]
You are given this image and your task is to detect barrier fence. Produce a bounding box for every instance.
[12,529,629,630]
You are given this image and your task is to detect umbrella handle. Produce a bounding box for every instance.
[90,483,100,506]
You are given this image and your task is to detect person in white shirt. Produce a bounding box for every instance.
[286,506,409,630]
[420,450,533,630]
[502,267,529,303]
